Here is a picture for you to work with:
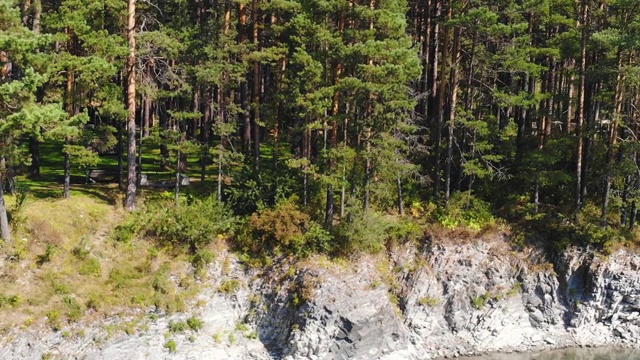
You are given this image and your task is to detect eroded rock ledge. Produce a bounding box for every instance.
[2,237,640,360]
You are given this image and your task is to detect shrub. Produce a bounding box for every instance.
[335,206,393,254]
[144,196,237,252]
[112,224,137,243]
[434,192,494,231]
[164,339,177,353]
[168,320,188,333]
[72,246,90,260]
[0,294,21,308]
[46,309,61,329]
[240,198,332,256]
[507,282,522,297]
[191,249,214,273]
[418,296,440,307]
[218,279,240,294]
[37,244,57,265]
[472,294,488,309]
[63,296,84,322]
[225,167,299,216]
[79,258,102,277]
[187,316,203,331]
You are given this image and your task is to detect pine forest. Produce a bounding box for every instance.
[2,0,640,256]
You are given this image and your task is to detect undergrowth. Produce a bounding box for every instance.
[0,191,201,332]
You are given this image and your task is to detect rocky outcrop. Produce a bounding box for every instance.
[3,237,640,359]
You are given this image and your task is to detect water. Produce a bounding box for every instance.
[457,348,640,360]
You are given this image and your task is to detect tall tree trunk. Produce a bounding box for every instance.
[28,138,40,178]
[325,7,346,226]
[0,161,10,242]
[125,0,137,211]
[159,100,169,168]
[31,0,41,33]
[574,0,588,220]
[201,90,212,182]
[397,175,404,216]
[565,59,575,135]
[251,0,261,169]
[420,0,432,118]
[143,96,151,138]
[434,0,448,201]
[22,0,31,25]
[602,53,624,227]
[64,65,74,199]
[238,3,251,156]
[444,25,460,205]
[175,148,180,206]
[26,0,41,179]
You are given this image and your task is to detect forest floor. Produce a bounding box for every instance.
[0,143,215,334]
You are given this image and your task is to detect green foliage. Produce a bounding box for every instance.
[435,192,495,231]
[144,196,237,251]
[168,320,188,333]
[0,294,21,307]
[472,294,488,310]
[191,249,214,273]
[507,282,523,298]
[164,339,177,353]
[63,296,83,322]
[335,203,419,254]
[225,168,299,216]
[218,279,240,294]
[112,222,138,243]
[37,244,57,265]
[46,309,61,329]
[418,296,440,307]
[79,258,102,277]
[187,316,203,332]
[238,198,332,257]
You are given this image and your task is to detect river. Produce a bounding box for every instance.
[457,348,640,360]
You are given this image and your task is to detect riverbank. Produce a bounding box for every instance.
[455,347,640,360]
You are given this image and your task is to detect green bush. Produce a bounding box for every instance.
[336,209,390,253]
[187,316,204,331]
[225,167,299,216]
[0,294,21,307]
[63,296,84,322]
[218,279,240,294]
[79,258,102,277]
[168,320,188,333]
[112,224,137,243]
[239,198,332,256]
[144,196,238,252]
[435,192,494,230]
[472,294,488,309]
[164,339,177,353]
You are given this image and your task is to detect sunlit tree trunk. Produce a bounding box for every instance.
[0,160,10,241]
[444,25,460,205]
[574,0,588,220]
[125,0,137,211]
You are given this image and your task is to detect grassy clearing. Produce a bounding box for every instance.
[0,190,201,333]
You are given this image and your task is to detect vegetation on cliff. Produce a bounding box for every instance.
[1,0,640,333]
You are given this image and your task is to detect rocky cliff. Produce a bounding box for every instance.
[3,236,640,360]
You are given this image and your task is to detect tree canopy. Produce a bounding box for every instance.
[1,0,640,250]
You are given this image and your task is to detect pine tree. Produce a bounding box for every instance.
[0,0,68,240]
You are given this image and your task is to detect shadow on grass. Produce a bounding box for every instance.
[71,186,119,205]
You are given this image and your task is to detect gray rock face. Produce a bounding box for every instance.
[3,239,640,359]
